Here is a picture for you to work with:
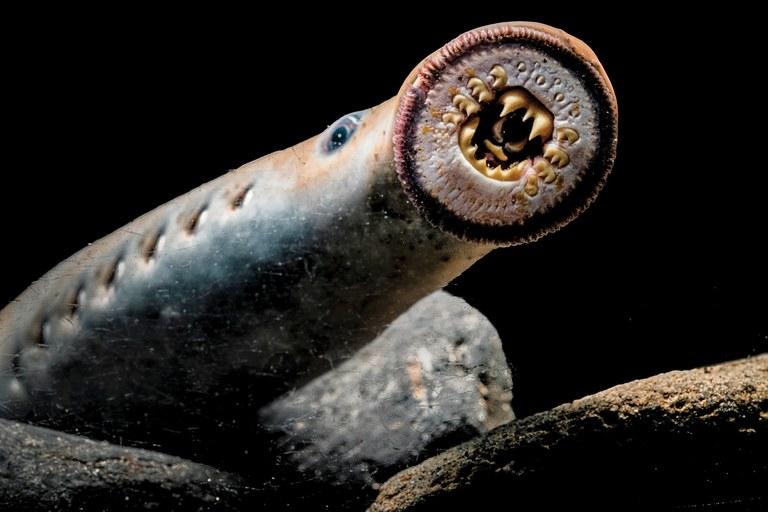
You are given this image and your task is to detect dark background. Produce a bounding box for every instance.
[3,9,765,417]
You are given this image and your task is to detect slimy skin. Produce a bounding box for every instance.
[0,22,617,467]
[0,100,487,460]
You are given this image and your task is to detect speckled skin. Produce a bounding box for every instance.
[0,22,616,469]
[0,97,490,464]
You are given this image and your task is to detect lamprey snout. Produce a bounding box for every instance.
[395,22,617,243]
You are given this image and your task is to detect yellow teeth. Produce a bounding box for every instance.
[483,140,508,162]
[459,117,479,148]
[442,112,465,125]
[498,89,553,143]
[534,158,557,183]
[486,166,503,180]
[490,117,506,145]
[524,173,539,196]
[459,116,530,182]
[453,94,481,116]
[544,143,570,168]
[483,160,529,182]
[499,90,529,117]
[556,127,580,145]
[529,113,554,142]
[489,65,508,89]
[522,108,534,122]
[504,140,527,153]
[450,66,572,185]
[508,160,527,180]
[467,77,493,103]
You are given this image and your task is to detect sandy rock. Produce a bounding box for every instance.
[0,418,249,511]
[259,291,513,504]
[369,354,768,511]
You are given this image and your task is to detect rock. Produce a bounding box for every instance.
[0,418,250,511]
[369,354,768,512]
[0,290,512,511]
[258,290,513,507]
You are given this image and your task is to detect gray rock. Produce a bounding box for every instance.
[0,418,250,511]
[369,354,768,512]
[260,291,513,488]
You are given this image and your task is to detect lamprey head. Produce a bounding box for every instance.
[394,22,618,244]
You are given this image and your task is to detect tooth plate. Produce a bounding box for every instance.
[418,44,599,226]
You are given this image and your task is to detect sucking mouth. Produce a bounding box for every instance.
[466,88,551,167]
[447,67,579,192]
[393,22,618,244]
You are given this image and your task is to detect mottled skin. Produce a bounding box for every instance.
[0,22,616,472]
[0,98,489,464]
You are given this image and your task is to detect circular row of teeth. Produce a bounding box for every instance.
[443,63,581,192]
[459,126,578,190]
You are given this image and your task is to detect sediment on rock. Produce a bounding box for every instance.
[0,419,250,511]
[259,290,513,508]
[369,354,768,512]
[1,291,512,512]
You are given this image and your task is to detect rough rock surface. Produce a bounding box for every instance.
[369,354,768,511]
[0,419,249,511]
[258,291,513,505]
[0,290,511,511]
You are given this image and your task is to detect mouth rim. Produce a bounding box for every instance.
[393,22,618,246]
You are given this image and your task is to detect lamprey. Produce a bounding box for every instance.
[0,22,617,469]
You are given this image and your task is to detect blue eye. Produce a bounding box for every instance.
[325,112,362,153]
[329,126,349,150]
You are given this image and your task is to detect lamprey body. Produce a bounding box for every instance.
[0,22,617,468]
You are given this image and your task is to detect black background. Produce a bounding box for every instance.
[3,8,765,417]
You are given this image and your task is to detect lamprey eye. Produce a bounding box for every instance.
[324,112,362,153]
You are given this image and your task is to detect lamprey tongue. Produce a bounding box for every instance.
[457,87,556,181]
